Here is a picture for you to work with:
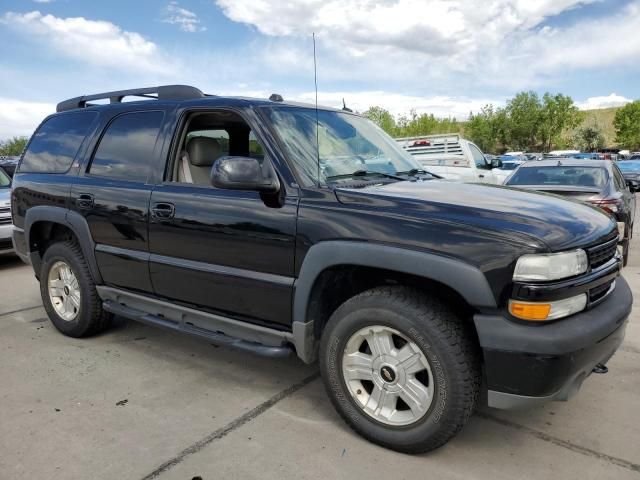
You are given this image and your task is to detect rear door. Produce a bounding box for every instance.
[71,110,165,293]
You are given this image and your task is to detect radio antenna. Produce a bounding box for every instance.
[313,32,320,186]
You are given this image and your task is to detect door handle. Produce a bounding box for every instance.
[76,193,94,209]
[478,174,485,179]
[151,202,175,220]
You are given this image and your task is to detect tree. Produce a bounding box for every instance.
[614,101,640,150]
[539,93,582,151]
[504,91,543,150]
[466,104,507,153]
[363,106,397,135]
[0,136,28,156]
[574,124,605,151]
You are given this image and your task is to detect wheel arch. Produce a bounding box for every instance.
[24,207,102,283]
[291,241,496,363]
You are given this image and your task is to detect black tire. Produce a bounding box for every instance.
[319,286,480,454]
[40,240,112,337]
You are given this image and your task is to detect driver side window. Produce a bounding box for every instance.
[469,143,488,169]
[169,111,265,186]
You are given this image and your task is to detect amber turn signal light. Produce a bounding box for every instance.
[509,302,551,321]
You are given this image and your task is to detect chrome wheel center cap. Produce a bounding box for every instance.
[379,364,397,384]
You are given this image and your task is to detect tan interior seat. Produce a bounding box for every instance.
[178,137,223,185]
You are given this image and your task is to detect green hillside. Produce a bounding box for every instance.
[575,107,620,146]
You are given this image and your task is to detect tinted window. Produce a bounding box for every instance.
[0,167,10,187]
[89,111,164,182]
[20,112,97,173]
[507,166,608,188]
[612,165,626,191]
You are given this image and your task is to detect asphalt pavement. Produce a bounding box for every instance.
[0,213,639,480]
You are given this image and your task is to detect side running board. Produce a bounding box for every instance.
[98,286,293,358]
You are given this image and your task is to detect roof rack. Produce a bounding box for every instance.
[56,85,206,112]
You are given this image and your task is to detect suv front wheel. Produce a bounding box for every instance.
[40,240,112,337]
[319,286,480,453]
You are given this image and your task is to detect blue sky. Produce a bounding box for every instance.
[1,0,639,138]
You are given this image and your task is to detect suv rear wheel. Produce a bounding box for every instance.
[319,286,480,453]
[40,240,112,337]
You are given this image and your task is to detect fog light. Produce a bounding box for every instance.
[617,222,626,238]
[509,294,587,321]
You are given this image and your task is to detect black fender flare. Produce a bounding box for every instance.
[291,241,496,363]
[24,206,102,283]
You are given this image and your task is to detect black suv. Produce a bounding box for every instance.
[11,85,632,453]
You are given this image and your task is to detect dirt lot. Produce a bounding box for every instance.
[1,214,639,480]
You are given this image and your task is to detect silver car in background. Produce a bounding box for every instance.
[0,167,12,254]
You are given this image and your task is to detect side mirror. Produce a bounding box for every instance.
[491,158,503,169]
[211,156,280,193]
[626,179,639,192]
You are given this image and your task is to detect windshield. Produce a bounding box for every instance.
[262,106,422,184]
[618,161,640,172]
[507,166,608,188]
[0,167,10,187]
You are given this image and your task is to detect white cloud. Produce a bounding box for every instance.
[33,0,53,3]
[0,98,54,139]
[162,1,205,32]
[576,93,633,110]
[215,0,640,87]
[294,91,501,119]
[0,11,164,73]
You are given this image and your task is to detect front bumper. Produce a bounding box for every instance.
[0,222,14,253]
[474,275,632,409]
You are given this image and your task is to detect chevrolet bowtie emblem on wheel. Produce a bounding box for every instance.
[380,366,396,383]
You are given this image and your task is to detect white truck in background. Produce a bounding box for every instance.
[395,134,502,184]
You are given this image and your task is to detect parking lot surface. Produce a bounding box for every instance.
[1,216,639,480]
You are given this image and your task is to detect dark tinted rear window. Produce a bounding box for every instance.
[507,166,608,188]
[20,112,97,173]
[89,111,164,183]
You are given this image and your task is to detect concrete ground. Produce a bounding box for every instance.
[1,221,639,480]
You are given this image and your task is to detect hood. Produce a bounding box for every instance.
[335,180,616,251]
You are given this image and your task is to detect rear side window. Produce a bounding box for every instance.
[89,111,164,183]
[20,112,97,173]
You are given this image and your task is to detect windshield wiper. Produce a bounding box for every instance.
[396,168,441,179]
[327,170,406,181]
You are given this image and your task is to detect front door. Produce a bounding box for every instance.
[147,109,297,329]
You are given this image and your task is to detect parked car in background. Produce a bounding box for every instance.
[396,134,502,183]
[493,155,526,184]
[0,166,13,254]
[629,153,640,160]
[617,160,640,188]
[505,159,636,265]
[547,149,580,157]
[525,152,543,161]
[0,156,19,177]
[571,153,600,160]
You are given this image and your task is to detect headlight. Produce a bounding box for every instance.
[513,250,588,282]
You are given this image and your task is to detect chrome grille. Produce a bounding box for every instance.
[586,238,618,269]
[589,280,615,304]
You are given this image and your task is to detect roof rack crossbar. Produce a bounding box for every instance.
[56,85,206,112]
